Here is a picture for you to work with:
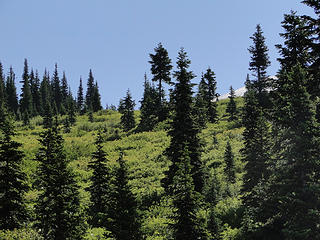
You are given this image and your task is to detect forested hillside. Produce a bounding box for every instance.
[0,97,245,239]
[1,1,320,239]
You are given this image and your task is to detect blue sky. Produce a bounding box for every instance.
[0,0,315,107]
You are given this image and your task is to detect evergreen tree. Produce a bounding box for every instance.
[302,0,320,98]
[61,72,68,105]
[43,102,53,128]
[0,62,5,107]
[35,125,85,240]
[85,69,95,111]
[266,65,320,238]
[162,48,204,194]
[77,77,84,114]
[51,64,62,113]
[30,70,41,116]
[241,79,273,238]
[0,107,28,230]
[5,67,19,115]
[149,43,173,121]
[20,59,33,121]
[276,11,312,72]
[92,81,102,112]
[137,74,159,132]
[39,70,51,116]
[301,1,320,121]
[226,86,237,121]
[109,153,141,240]
[67,96,76,126]
[194,74,209,128]
[248,24,271,94]
[119,90,135,131]
[204,67,218,123]
[171,148,208,240]
[224,141,236,184]
[29,69,36,115]
[241,79,272,206]
[205,170,222,239]
[87,131,112,227]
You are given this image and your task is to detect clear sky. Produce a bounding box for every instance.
[0,0,315,107]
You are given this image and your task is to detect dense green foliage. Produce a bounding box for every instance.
[0,96,245,239]
[163,48,204,194]
[268,65,320,238]
[0,107,28,230]
[109,153,141,240]
[1,2,319,239]
[87,130,112,228]
[137,75,159,132]
[205,67,218,123]
[224,141,236,184]
[35,124,85,240]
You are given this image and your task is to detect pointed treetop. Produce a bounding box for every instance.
[176,47,191,70]
[248,24,270,80]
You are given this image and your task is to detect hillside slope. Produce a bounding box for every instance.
[5,97,245,240]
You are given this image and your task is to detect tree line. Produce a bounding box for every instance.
[0,61,102,125]
[1,0,320,239]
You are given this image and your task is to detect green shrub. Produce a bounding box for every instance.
[0,229,43,240]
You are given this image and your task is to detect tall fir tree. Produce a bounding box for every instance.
[0,62,5,107]
[61,72,68,105]
[241,79,273,238]
[194,74,209,128]
[77,77,84,114]
[20,59,33,122]
[302,0,320,98]
[224,141,236,184]
[67,94,76,126]
[171,147,208,240]
[248,24,271,110]
[241,78,272,205]
[204,67,218,123]
[226,86,238,121]
[42,102,53,129]
[29,69,36,115]
[92,81,102,112]
[51,64,62,113]
[5,67,19,115]
[276,11,312,72]
[264,65,320,239]
[137,74,159,132]
[119,89,135,131]
[242,80,271,193]
[85,69,95,111]
[162,48,204,194]
[35,125,85,240]
[109,153,141,240]
[87,130,113,227]
[149,43,173,121]
[30,70,41,116]
[0,106,28,230]
[39,69,51,116]
[301,1,320,121]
